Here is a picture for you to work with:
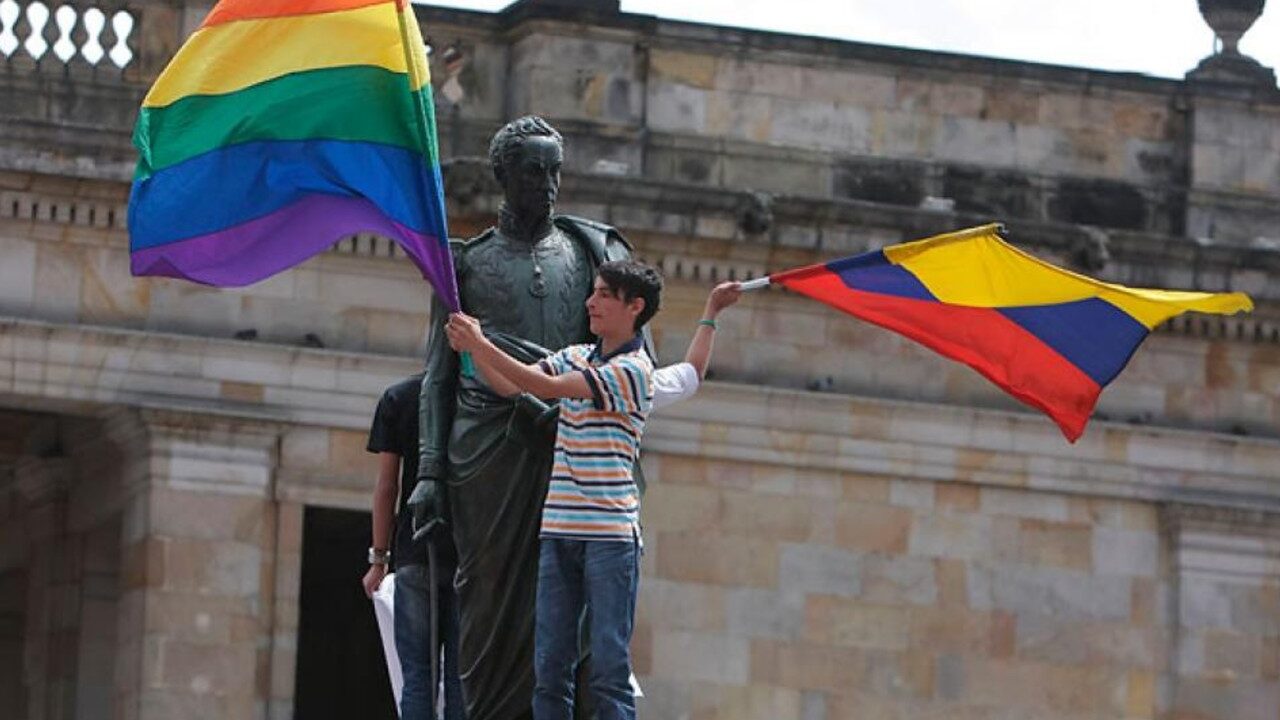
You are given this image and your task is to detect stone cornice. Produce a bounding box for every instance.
[647,381,1280,512]
[1163,501,1280,537]
[3,317,1277,513]
[0,317,420,430]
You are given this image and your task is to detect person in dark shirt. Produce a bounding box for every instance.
[364,373,464,720]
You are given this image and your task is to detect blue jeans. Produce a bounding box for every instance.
[395,563,464,720]
[533,537,640,720]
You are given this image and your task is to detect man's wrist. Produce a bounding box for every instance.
[367,547,391,565]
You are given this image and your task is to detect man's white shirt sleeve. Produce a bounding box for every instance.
[651,362,700,410]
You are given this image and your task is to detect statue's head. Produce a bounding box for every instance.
[489,116,564,221]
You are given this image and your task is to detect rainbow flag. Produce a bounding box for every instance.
[127,0,459,308]
[770,224,1253,441]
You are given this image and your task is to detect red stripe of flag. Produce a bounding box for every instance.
[776,268,1100,441]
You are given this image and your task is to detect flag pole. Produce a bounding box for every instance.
[740,276,771,291]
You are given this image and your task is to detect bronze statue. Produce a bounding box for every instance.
[412,116,637,720]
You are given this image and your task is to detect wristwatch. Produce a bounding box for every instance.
[368,547,391,565]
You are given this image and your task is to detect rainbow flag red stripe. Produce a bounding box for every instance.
[772,225,1253,441]
[127,0,458,308]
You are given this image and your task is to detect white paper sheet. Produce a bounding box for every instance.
[371,572,403,712]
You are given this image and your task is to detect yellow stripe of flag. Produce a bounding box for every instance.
[884,225,1253,329]
[143,3,429,108]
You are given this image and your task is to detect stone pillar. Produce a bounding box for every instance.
[15,457,81,720]
[128,1,210,83]
[1167,505,1280,720]
[72,520,121,720]
[108,409,280,720]
[266,501,303,720]
[1183,1,1280,246]
[1183,90,1280,245]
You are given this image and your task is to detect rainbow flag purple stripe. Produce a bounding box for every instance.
[127,0,459,309]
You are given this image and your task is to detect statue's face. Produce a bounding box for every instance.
[501,135,562,220]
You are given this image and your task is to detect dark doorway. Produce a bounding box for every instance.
[294,506,397,719]
[0,568,28,719]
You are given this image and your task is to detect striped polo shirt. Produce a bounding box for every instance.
[538,335,654,541]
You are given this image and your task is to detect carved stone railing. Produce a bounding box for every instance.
[0,0,135,71]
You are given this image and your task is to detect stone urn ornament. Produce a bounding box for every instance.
[1189,0,1275,86]
[1198,0,1266,55]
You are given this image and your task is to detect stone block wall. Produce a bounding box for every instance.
[108,411,281,720]
[644,49,1180,186]
[1186,98,1280,244]
[629,386,1280,720]
[416,8,1201,236]
[1168,509,1280,720]
[3,315,1279,719]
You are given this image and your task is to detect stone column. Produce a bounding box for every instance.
[1166,505,1280,720]
[107,409,280,720]
[128,1,211,83]
[266,501,303,720]
[1183,1,1280,246]
[14,457,81,720]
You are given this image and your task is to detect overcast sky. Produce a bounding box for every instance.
[420,0,1280,80]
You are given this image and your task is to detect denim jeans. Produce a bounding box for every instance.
[533,537,640,720]
[395,563,464,720]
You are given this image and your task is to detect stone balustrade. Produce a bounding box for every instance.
[0,0,135,70]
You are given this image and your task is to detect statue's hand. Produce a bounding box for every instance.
[409,478,446,542]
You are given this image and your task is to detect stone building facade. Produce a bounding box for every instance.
[1,0,1279,718]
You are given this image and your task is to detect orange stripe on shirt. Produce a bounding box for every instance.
[541,521,634,533]
[544,493,635,508]
[557,438,636,453]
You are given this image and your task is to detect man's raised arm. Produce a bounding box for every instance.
[683,281,742,379]
[446,313,593,401]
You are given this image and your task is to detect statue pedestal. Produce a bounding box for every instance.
[1187,51,1277,89]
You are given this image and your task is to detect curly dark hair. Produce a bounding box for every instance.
[597,260,663,331]
[488,116,563,184]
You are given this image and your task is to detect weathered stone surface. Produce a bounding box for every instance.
[833,503,911,554]
[969,565,1133,621]
[649,50,718,90]
[889,479,935,511]
[1093,526,1161,577]
[690,683,803,720]
[639,578,726,633]
[777,544,861,597]
[861,554,939,607]
[750,639,868,692]
[657,534,778,587]
[804,596,909,650]
[725,587,806,640]
[648,82,710,135]
[650,631,750,685]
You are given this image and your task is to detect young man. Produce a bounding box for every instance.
[363,373,464,720]
[444,260,662,720]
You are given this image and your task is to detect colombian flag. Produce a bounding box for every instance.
[127,0,459,309]
[771,224,1253,442]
